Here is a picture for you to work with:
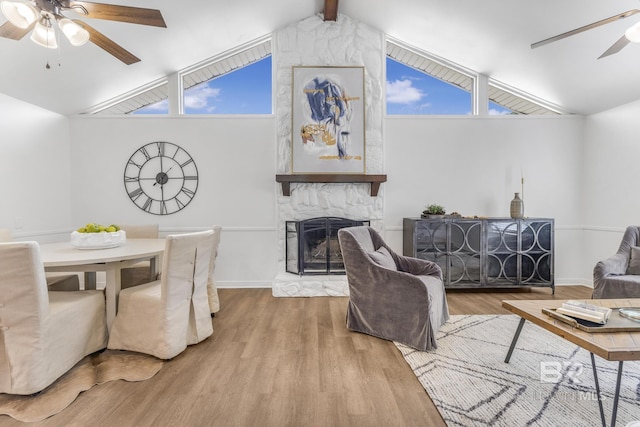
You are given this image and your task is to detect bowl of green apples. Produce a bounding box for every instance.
[70,223,126,249]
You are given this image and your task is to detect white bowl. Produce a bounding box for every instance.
[70,230,127,250]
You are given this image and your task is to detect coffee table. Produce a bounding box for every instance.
[502,298,640,427]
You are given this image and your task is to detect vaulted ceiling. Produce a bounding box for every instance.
[2,0,640,116]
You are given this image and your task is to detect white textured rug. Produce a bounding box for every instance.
[395,315,640,427]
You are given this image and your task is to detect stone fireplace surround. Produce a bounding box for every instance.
[273,14,385,297]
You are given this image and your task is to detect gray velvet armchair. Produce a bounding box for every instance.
[593,226,640,299]
[337,226,449,351]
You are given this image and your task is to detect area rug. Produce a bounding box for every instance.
[0,350,163,423]
[395,315,640,427]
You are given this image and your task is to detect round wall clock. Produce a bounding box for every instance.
[123,141,199,215]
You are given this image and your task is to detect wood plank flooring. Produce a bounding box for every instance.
[4,285,593,427]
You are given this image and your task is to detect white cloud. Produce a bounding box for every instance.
[184,86,222,109]
[386,79,424,104]
[489,108,511,115]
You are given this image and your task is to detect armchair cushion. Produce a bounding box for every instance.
[368,247,397,270]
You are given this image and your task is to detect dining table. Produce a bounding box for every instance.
[40,238,166,332]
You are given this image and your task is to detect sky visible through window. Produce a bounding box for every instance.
[133,56,273,115]
[386,58,511,115]
[185,56,272,114]
[133,55,510,116]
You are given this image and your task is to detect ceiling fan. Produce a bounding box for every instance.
[0,0,166,65]
[531,9,640,59]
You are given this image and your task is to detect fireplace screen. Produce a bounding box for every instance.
[286,217,369,275]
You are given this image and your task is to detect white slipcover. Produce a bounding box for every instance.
[0,228,81,291]
[207,226,222,314]
[0,242,107,395]
[119,224,160,290]
[107,230,214,359]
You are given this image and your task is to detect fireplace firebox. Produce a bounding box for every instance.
[286,217,370,275]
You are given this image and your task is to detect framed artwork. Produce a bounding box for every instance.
[291,66,365,174]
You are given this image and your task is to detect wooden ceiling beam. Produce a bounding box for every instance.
[324,0,339,21]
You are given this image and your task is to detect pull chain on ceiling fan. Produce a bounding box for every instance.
[0,0,166,64]
[531,9,640,59]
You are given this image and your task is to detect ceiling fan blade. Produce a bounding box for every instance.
[72,19,140,65]
[598,35,631,59]
[532,9,640,49]
[0,20,35,40]
[68,2,166,27]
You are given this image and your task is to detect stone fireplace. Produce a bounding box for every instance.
[273,15,385,297]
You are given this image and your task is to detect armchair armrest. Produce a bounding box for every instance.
[593,253,628,279]
[393,254,442,279]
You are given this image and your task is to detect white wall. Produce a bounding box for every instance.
[582,99,640,277]
[384,115,586,284]
[65,113,589,288]
[69,116,278,287]
[0,93,71,242]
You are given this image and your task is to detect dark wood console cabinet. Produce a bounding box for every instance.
[403,217,554,292]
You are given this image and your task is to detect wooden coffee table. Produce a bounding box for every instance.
[502,298,640,427]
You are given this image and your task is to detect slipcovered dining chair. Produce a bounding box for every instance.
[108,230,214,359]
[0,242,107,395]
[207,225,222,315]
[119,224,160,290]
[337,226,449,351]
[593,225,640,298]
[0,228,81,291]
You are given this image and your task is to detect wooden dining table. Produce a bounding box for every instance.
[40,238,166,332]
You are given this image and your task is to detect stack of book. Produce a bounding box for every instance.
[555,300,613,325]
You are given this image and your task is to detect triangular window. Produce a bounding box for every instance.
[387,39,562,116]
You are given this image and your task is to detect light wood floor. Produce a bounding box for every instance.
[5,285,593,427]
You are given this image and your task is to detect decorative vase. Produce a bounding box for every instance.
[510,192,524,219]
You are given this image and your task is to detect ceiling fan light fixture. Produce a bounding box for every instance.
[30,17,57,49]
[625,21,640,43]
[58,18,89,46]
[0,1,38,29]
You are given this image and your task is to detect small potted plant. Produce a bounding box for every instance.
[422,204,446,219]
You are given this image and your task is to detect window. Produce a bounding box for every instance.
[181,39,271,115]
[488,83,558,115]
[489,101,512,115]
[92,82,168,115]
[183,56,272,114]
[87,37,272,116]
[132,98,168,115]
[386,58,472,115]
[387,39,562,116]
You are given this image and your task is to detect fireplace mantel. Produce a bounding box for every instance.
[276,174,387,196]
